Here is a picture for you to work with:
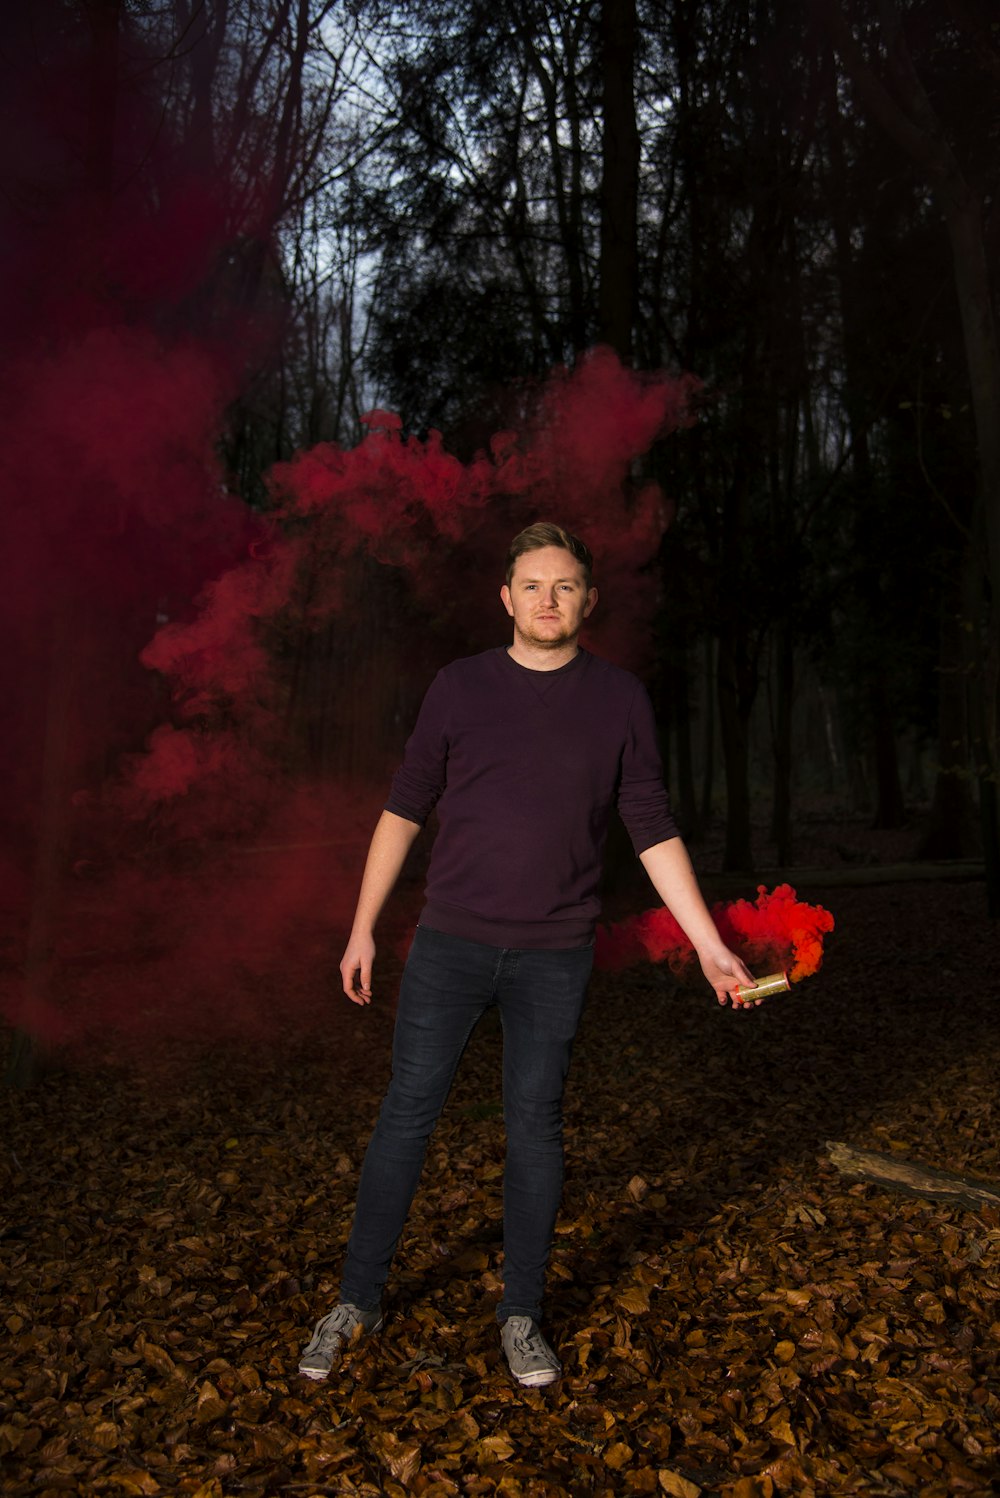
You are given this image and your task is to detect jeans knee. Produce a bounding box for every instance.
[376,1085,442,1144]
[504,1091,563,1150]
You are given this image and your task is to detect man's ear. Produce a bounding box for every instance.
[583,586,598,618]
[500,584,514,618]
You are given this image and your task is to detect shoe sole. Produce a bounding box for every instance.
[510,1367,560,1387]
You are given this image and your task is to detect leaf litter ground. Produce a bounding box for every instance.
[2,878,999,1498]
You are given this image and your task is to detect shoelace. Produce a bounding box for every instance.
[311,1307,355,1351]
[511,1325,552,1361]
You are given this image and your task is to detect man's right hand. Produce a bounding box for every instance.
[338,811,422,1005]
[340,933,375,1005]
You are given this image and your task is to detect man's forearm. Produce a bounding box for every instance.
[638,836,729,961]
[350,809,423,935]
[639,837,758,1004]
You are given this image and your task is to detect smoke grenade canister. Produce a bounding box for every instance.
[733,970,791,1004]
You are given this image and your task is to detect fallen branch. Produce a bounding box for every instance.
[825,1140,1000,1210]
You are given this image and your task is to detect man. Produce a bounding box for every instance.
[299,521,756,1388]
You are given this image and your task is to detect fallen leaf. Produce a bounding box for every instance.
[372,1431,422,1485]
[194,1381,227,1424]
[605,1440,633,1469]
[659,1470,701,1497]
[112,1472,161,1495]
[478,1434,516,1462]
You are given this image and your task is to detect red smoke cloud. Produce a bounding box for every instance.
[595,884,835,984]
[0,8,281,1058]
[267,346,696,664]
[0,1,701,1059]
[106,347,697,844]
[2,344,697,1055]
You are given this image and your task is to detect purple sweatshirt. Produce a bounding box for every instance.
[385,646,679,949]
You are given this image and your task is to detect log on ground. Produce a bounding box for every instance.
[825,1139,1000,1210]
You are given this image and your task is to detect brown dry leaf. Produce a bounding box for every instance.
[139,1340,177,1378]
[915,1291,946,1324]
[193,1381,227,1424]
[617,1284,651,1315]
[189,1481,224,1498]
[605,1440,634,1469]
[880,1463,922,1487]
[658,1470,701,1497]
[478,1434,516,1462]
[766,1411,796,1446]
[0,1424,23,1456]
[112,1471,161,1495]
[90,1420,121,1451]
[451,1248,489,1272]
[783,1288,811,1309]
[371,1431,422,1485]
[251,1425,295,1459]
[454,1411,481,1442]
[721,1480,774,1498]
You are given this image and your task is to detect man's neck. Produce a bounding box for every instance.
[506,639,581,672]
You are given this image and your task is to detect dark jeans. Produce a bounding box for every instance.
[339,925,593,1323]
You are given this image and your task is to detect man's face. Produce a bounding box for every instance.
[500,545,598,651]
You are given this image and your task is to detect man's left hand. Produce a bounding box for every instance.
[698,947,760,1009]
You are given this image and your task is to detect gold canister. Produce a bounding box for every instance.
[733,970,790,1004]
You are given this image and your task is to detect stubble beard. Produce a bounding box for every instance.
[515,616,581,651]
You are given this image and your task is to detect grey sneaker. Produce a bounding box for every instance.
[298,1302,383,1381]
[501,1315,561,1388]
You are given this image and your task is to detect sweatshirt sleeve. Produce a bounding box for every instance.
[616,681,679,854]
[384,669,451,826]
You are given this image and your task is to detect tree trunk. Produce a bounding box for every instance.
[770,622,794,864]
[718,623,755,872]
[917,543,982,858]
[598,0,638,359]
[700,634,716,831]
[942,193,1000,909]
[669,646,700,841]
[869,671,907,829]
[84,0,122,213]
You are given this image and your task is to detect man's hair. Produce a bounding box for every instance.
[505,522,593,588]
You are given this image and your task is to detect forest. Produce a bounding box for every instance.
[1,2,999,1496]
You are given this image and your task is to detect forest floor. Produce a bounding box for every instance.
[1,811,999,1498]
